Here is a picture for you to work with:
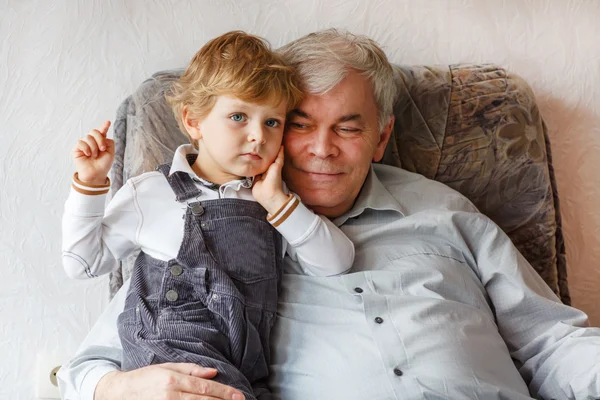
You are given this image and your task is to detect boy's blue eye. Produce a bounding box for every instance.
[230,114,246,122]
[265,119,280,128]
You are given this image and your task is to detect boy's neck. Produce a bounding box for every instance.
[191,145,243,185]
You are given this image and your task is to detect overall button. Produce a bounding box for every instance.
[393,368,403,376]
[166,290,179,302]
[354,287,363,293]
[170,264,183,276]
[191,204,204,216]
[375,317,384,324]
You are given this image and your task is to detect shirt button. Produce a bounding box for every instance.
[354,287,363,293]
[165,290,179,302]
[375,317,384,324]
[393,368,403,376]
[170,264,183,276]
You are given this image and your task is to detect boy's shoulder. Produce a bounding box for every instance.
[124,170,169,193]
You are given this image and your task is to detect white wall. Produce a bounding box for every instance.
[2,0,599,398]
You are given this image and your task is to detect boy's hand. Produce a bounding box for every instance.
[252,147,289,215]
[72,120,114,185]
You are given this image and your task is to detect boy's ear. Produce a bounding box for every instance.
[182,106,202,140]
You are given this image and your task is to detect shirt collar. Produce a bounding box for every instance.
[168,144,254,191]
[333,165,407,226]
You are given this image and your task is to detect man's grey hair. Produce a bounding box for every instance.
[278,29,398,132]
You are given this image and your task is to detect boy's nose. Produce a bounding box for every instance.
[248,124,267,144]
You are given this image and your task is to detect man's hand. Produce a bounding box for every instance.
[72,120,114,185]
[252,147,289,214]
[95,363,245,400]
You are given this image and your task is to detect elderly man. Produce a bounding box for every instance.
[58,29,600,400]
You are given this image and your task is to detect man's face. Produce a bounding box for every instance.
[283,71,394,218]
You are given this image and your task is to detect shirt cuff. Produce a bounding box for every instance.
[267,194,297,226]
[65,174,110,215]
[268,195,320,246]
[72,172,110,195]
[79,364,119,400]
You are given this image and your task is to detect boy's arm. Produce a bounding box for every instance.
[61,174,139,279]
[251,148,354,275]
[267,194,354,276]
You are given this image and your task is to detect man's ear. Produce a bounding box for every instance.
[182,106,202,141]
[372,115,395,162]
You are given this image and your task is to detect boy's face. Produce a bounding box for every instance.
[185,95,287,184]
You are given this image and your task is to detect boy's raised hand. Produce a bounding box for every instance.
[252,146,289,215]
[72,120,114,185]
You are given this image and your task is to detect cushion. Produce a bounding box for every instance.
[109,64,570,305]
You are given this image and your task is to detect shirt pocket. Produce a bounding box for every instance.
[378,244,491,312]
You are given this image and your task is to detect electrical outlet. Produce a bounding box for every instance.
[35,354,63,399]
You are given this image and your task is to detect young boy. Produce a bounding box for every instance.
[62,31,354,400]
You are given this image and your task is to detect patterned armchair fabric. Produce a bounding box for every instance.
[109,64,570,305]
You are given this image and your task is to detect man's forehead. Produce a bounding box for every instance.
[290,74,378,122]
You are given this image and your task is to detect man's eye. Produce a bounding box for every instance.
[230,113,246,122]
[289,122,307,129]
[338,127,360,134]
[265,119,280,128]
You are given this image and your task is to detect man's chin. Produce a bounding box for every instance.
[296,188,341,208]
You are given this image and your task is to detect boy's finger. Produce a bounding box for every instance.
[276,146,284,163]
[99,120,111,136]
[89,130,108,151]
[105,138,115,154]
[82,135,100,157]
[271,152,284,172]
[74,140,92,157]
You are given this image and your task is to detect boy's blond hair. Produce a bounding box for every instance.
[166,31,303,148]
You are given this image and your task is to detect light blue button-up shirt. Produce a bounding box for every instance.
[58,164,600,400]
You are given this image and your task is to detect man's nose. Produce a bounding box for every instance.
[248,122,267,144]
[309,128,339,158]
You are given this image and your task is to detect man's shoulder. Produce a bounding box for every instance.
[372,164,479,214]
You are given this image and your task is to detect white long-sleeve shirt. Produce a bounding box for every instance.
[62,144,354,280]
[58,164,600,400]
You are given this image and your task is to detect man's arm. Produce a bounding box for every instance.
[57,279,127,399]
[57,280,246,400]
[463,212,600,399]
